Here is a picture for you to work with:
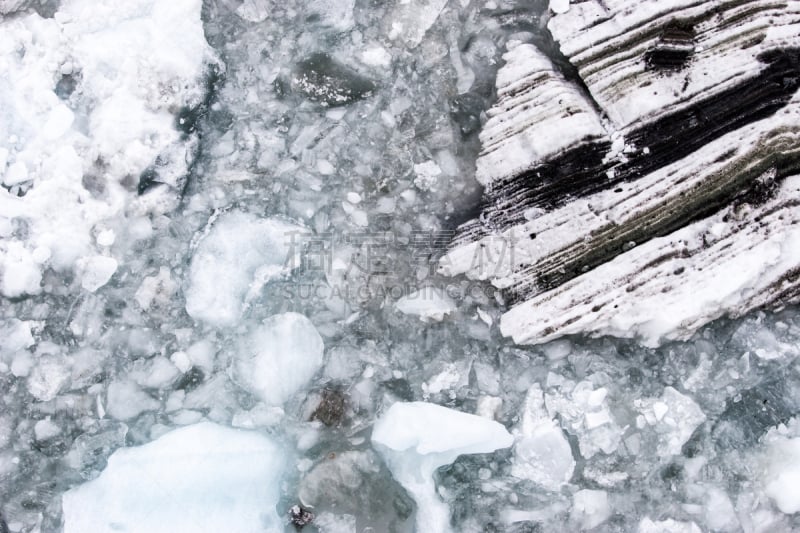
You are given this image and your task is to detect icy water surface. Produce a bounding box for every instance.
[2,0,800,532]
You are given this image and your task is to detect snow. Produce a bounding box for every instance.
[511,385,575,490]
[185,212,307,327]
[233,312,325,406]
[396,287,457,322]
[0,0,216,304]
[62,422,285,533]
[372,401,513,533]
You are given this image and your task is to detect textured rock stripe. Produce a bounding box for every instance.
[442,0,800,345]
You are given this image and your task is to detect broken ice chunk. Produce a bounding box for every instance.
[292,53,376,107]
[396,287,456,322]
[106,381,159,421]
[233,312,324,406]
[413,160,443,191]
[62,422,285,533]
[371,401,513,533]
[638,517,702,533]
[511,385,575,491]
[634,387,705,457]
[571,489,611,530]
[761,421,800,514]
[77,255,118,292]
[185,211,307,327]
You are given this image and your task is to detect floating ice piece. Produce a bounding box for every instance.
[413,160,443,191]
[549,0,570,14]
[638,518,702,533]
[372,401,513,533]
[511,385,575,490]
[634,387,705,457]
[387,0,448,47]
[571,489,611,530]
[233,313,324,406]
[396,287,457,322]
[77,256,118,292]
[185,212,306,327]
[761,422,800,514]
[62,422,284,533]
[106,381,159,421]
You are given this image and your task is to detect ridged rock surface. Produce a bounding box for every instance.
[441,0,800,346]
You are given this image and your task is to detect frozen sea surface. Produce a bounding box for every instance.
[1,0,800,532]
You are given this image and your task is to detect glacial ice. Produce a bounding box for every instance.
[372,401,513,533]
[62,422,285,533]
[185,212,307,327]
[233,312,325,406]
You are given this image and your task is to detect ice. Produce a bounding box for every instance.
[638,518,702,533]
[761,421,800,514]
[0,0,216,302]
[33,418,61,442]
[396,287,457,322]
[77,255,117,292]
[62,422,285,533]
[105,381,160,421]
[371,401,513,533]
[185,212,307,327]
[233,312,325,406]
[571,489,611,530]
[511,385,575,490]
[634,386,705,457]
[545,378,622,458]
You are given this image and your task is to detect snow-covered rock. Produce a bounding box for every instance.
[233,312,324,406]
[185,212,307,327]
[440,0,800,347]
[371,401,513,533]
[62,422,285,533]
[511,385,575,490]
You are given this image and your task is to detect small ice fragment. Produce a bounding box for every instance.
[477,308,493,326]
[78,256,118,292]
[96,229,116,247]
[549,0,570,14]
[317,160,335,175]
[396,287,456,322]
[346,192,362,204]
[638,518,702,533]
[413,160,442,191]
[572,489,611,530]
[34,419,61,441]
[106,381,159,421]
[360,47,392,67]
[511,385,575,491]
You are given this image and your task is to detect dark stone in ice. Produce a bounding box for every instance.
[55,74,79,100]
[175,367,205,392]
[292,53,376,107]
[450,92,485,137]
[137,167,163,195]
[288,505,314,529]
[311,387,347,426]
